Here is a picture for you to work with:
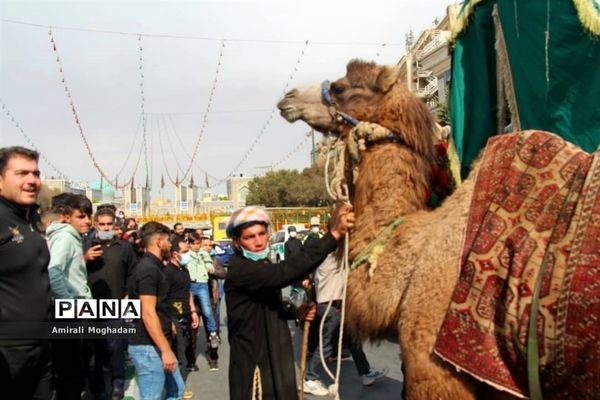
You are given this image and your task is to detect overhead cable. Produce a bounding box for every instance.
[1,18,401,47]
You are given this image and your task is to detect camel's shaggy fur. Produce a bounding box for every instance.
[278,60,519,399]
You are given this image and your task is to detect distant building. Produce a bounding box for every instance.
[174,184,199,215]
[88,178,116,203]
[227,174,253,209]
[397,4,459,110]
[195,190,234,214]
[124,185,151,217]
[44,178,87,198]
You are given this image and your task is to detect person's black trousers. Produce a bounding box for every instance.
[0,341,53,400]
[52,338,87,400]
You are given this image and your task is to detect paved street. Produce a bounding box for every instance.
[183,300,405,399]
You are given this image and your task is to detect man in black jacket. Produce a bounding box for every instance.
[85,207,138,400]
[283,226,302,261]
[0,146,52,400]
[225,204,354,400]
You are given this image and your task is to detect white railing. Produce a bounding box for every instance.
[417,68,432,78]
[417,76,438,97]
[418,30,446,59]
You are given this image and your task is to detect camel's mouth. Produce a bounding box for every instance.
[278,105,302,122]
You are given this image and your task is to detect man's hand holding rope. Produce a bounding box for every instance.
[329,203,355,240]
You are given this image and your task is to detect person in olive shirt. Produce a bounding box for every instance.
[188,231,220,371]
[0,146,52,400]
[164,237,199,371]
[225,204,354,400]
[128,222,185,400]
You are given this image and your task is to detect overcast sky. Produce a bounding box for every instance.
[1,0,451,197]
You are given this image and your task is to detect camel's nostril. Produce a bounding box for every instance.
[285,89,298,99]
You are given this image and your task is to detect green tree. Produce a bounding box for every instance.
[246,165,331,207]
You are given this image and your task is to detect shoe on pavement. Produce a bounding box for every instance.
[303,379,329,396]
[361,368,388,386]
[183,390,194,399]
[209,332,220,349]
[208,360,219,372]
[186,362,199,372]
[110,390,124,400]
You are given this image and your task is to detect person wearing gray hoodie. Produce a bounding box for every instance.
[47,220,93,300]
[47,193,93,400]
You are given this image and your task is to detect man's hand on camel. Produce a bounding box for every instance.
[330,203,355,240]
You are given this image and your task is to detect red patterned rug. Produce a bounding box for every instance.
[434,131,600,398]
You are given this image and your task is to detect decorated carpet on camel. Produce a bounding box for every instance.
[434,130,600,398]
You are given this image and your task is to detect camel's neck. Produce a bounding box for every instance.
[349,143,430,259]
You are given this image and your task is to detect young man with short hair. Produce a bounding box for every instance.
[46,192,93,400]
[0,146,52,400]
[128,222,185,400]
[172,222,186,241]
[225,204,354,399]
[165,237,199,383]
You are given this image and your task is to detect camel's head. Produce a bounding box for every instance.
[278,60,436,158]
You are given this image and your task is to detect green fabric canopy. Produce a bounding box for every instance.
[451,0,600,177]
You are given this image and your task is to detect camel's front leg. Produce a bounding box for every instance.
[398,318,477,400]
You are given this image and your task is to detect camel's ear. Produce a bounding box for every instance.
[376,65,400,93]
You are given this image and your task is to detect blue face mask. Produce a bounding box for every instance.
[242,247,270,261]
[179,252,192,266]
[97,230,115,241]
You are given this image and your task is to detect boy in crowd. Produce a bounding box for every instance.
[47,193,93,400]
[188,232,220,371]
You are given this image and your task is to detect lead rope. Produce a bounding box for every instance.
[320,139,352,399]
[252,365,263,400]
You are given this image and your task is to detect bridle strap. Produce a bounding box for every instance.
[321,80,359,126]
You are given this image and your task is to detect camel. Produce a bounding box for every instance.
[277,60,521,399]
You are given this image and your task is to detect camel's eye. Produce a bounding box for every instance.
[333,85,345,95]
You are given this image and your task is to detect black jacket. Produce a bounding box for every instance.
[85,237,138,300]
[0,196,51,345]
[284,237,302,261]
[225,233,337,400]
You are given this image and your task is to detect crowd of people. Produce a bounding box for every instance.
[0,145,386,400]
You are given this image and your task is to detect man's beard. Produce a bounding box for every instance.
[160,246,171,261]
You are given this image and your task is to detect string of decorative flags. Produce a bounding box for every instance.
[1,100,71,181]
[159,114,187,177]
[48,28,142,189]
[164,113,223,183]
[214,40,310,186]
[113,114,143,180]
[156,113,182,188]
[3,17,401,191]
[271,130,313,169]
[138,34,151,188]
[160,40,227,187]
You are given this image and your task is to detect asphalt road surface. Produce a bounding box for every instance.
[183,300,405,400]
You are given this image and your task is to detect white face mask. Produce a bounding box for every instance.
[179,252,192,266]
[97,230,115,241]
[241,247,270,261]
[289,231,297,238]
[311,226,320,234]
